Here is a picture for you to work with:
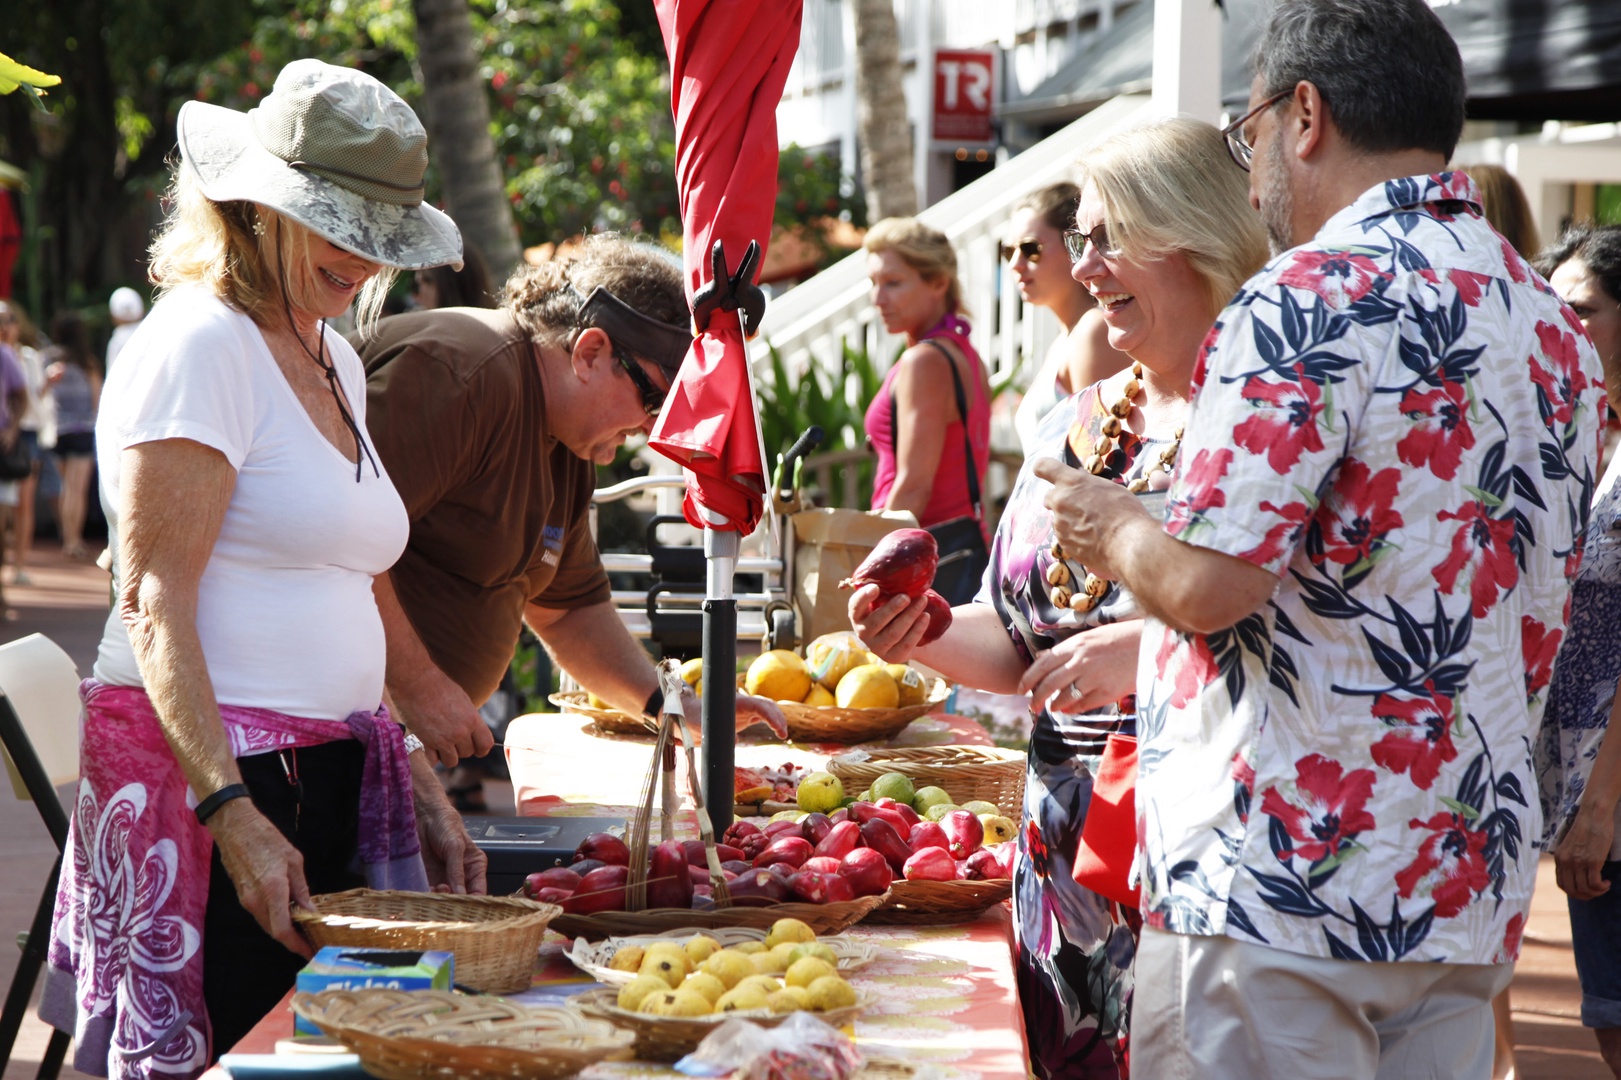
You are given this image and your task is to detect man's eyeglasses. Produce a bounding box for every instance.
[1062,223,1122,261]
[1221,88,1293,172]
[615,346,669,418]
[999,239,1043,264]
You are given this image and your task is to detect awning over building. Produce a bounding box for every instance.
[1005,0,1621,126]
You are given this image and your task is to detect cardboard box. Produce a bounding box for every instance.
[294,947,454,1035]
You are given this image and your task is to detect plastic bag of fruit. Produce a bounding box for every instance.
[673,1012,863,1080]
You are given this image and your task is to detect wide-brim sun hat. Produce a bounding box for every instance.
[176,58,463,272]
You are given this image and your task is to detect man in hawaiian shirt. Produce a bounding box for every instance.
[1035,0,1606,1075]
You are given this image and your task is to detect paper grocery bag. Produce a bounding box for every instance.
[790,507,917,645]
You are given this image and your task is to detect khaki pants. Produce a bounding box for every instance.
[1133,926,1513,1080]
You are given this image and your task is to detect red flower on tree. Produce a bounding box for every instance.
[1395,810,1491,918]
[1258,754,1379,864]
[1319,459,1404,565]
[1166,447,1232,535]
[1278,249,1385,306]
[1397,378,1476,481]
[1234,369,1326,473]
[1529,320,1593,427]
[1522,615,1562,699]
[1370,686,1459,790]
[1432,500,1519,617]
[1239,499,1312,567]
[1153,631,1222,709]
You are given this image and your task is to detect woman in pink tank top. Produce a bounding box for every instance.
[861,218,992,604]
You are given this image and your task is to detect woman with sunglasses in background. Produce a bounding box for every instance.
[1007,183,1129,458]
[863,217,992,604]
[851,118,1267,1078]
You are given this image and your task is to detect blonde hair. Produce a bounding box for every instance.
[863,217,966,316]
[1075,117,1268,316]
[148,166,397,335]
[1461,164,1540,259]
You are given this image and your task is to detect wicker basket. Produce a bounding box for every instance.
[293,891,560,994]
[548,691,656,737]
[550,891,889,942]
[566,927,879,984]
[862,878,1012,925]
[291,988,634,1080]
[750,676,950,745]
[827,745,1027,816]
[570,986,873,1063]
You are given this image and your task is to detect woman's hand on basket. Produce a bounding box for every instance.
[1018,620,1143,715]
[418,795,489,895]
[209,799,316,958]
[847,584,931,662]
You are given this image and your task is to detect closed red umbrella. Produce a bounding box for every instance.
[648,0,802,536]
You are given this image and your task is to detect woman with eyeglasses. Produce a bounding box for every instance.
[41,61,487,1074]
[850,119,1266,1078]
[863,217,992,604]
[1007,183,1129,458]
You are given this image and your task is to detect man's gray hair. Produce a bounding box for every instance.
[1253,0,1466,159]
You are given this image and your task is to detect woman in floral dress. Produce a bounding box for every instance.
[850,118,1266,1078]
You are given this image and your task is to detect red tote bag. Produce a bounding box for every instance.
[1071,733,1140,908]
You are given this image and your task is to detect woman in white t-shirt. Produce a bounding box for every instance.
[40,61,479,1077]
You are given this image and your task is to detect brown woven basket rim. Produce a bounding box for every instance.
[550,890,890,942]
[571,984,872,1034]
[293,889,561,931]
[549,691,657,735]
[862,877,1011,925]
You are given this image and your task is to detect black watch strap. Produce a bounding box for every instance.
[643,687,664,719]
[195,783,252,826]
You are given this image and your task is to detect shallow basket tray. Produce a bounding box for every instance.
[292,988,635,1080]
[861,878,1012,925]
[566,926,880,984]
[294,890,560,995]
[549,891,889,943]
[549,691,656,737]
[827,745,1026,817]
[754,677,950,745]
[570,986,874,1063]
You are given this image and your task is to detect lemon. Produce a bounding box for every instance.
[784,956,837,989]
[806,635,868,691]
[715,984,772,1013]
[617,974,670,1011]
[701,949,757,989]
[765,989,804,1014]
[765,918,817,949]
[745,650,812,703]
[885,664,927,707]
[835,664,899,709]
[806,974,858,1011]
[679,657,704,686]
[683,934,722,965]
[607,945,645,973]
[788,942,838,967]
[662,989,714,1017]
[682,971,727,1005]
[802,683,836,707]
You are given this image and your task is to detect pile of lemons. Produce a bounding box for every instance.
[743,636,928,711]
[611,918,859,1017]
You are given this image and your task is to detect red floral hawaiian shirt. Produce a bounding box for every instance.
[1140,172,1606,965]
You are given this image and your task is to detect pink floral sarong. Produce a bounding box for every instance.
[39,680,428,1079]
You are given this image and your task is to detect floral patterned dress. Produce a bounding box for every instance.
[982,384,1172,1079]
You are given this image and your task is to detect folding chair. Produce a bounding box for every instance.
[0,634,81,1079]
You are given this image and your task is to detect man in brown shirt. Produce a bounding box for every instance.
[360,236,783,766]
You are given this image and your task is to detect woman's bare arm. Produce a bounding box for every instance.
[882,345,954,521]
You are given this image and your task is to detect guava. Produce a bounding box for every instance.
[870,771,916,806]
[796,771,845,814]
[912,785,955,816]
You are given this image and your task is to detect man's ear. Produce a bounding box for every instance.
[570,326,612,381]
[1293,80,1327,162]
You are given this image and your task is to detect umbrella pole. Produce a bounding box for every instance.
[701,525,738,831]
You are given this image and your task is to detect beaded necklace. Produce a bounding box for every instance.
[1047,362,1183,614]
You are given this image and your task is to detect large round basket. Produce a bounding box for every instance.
[293,890,560,994]
[759,677,950,745]
[292,988,634,1080]
[862,878,1012,925]
[550,891,889,942]
[566,926,879,984]
[827,745,1026,816]
[570,986,873,1063]
[548,691,655,737]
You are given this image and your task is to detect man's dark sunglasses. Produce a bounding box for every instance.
[615,346,669,417]
[1062,223,1122,261]
[1000,239,1043,264]
[1221,89,1293,172]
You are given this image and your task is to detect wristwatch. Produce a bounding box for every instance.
[403,732,425,755]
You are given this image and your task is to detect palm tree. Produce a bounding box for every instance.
[852,0,917,221]
[413,0,523,275]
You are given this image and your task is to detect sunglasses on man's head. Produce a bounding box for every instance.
[1000,239,1043,264]
[1063,223,1123,261]
[615,346,669,417]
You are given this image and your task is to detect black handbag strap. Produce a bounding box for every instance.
[888,337,983,521]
